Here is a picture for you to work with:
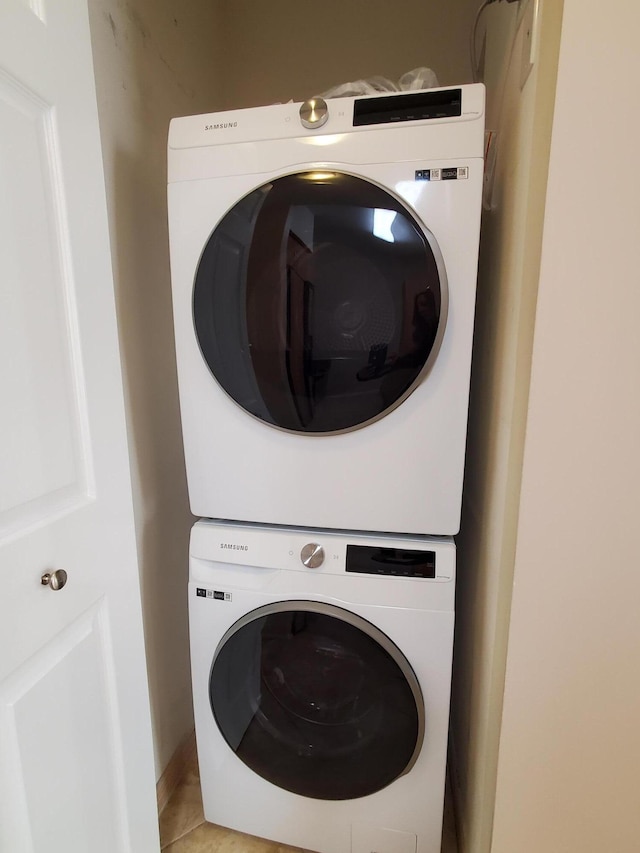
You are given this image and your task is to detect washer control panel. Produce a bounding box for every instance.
[190,520,454,583]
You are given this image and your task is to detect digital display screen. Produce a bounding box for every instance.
[353,88,462,127]
[346,545,436,578]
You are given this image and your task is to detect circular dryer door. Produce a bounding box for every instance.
[209,601,424,800]
[193,171,446,434]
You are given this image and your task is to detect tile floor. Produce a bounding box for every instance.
[159,751,458,852]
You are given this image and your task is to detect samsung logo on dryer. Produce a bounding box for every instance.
[220,543,248,551]
[205,122,238,131]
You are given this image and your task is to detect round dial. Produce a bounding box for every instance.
[300,543,325,569]
[299,97,328,129]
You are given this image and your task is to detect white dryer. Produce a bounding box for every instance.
[168,85,484,535]
[189,519,455,853]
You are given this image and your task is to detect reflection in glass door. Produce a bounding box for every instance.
[194,172,446,434]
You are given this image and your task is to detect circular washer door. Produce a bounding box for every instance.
[193,171,447,434]
[209,601,424,800]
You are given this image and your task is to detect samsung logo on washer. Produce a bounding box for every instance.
[220,543,248,551]
[205,122,238,131]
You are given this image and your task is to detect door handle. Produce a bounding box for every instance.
[41,569,68,591]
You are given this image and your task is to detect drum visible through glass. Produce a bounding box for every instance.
[209,604,423,800]
[193,172,446,434]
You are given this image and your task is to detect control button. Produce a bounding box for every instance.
[299,98,328,129]
[301,543,325,569]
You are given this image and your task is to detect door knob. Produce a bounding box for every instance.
[41,569,68,591]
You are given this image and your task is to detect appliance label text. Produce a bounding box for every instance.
[196,588,232,602]
[204,122,238,131]
[415,166,469,181]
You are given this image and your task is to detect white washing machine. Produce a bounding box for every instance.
[189,519,455,853]
[168,85,484,535]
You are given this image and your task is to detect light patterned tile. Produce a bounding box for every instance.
[162,821,310,853]
[159,752,205,848]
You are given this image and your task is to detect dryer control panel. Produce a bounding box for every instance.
[353,88,462,127]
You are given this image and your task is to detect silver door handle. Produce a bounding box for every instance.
[41,569,68,590]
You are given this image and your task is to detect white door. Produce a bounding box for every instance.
[0,2,159,852]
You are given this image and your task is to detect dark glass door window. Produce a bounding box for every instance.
[209,602,424,800]
[193,172,445,434]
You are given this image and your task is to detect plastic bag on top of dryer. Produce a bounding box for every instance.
[318,66,439,98]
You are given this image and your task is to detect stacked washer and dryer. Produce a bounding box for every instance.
[167,84,484,853]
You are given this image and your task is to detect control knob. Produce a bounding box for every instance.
[300,543,325,569]
[299,97,328,129]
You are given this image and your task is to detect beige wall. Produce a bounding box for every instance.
[214,0,479,109]
[451,2,563,851]
[88,0,222,778]
[491,1,640,850]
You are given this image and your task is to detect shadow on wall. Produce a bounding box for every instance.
[111,146,195,760]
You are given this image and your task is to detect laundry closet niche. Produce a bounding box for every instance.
[182,0,491,834]
[207,7,563,853]
[90,1,564,851]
